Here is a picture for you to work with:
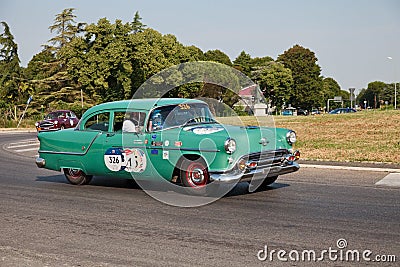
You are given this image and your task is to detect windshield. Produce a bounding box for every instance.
[148,103,215,131]
[44,112,58,120]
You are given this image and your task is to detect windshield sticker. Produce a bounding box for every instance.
[183,125,224,135]
[104,148,146,173]
[178,104,191,110]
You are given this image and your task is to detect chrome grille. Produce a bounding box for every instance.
[245,149,289,170]
[39,121,54,128]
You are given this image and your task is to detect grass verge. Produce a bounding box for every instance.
[220,110,400,164]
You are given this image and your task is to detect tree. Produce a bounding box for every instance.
[381,83,396,106]
[277,44,323,109]
[0,21,24,106]
[251,61,293,109]
[185,45,205,61]
[252,56,273,67]
[61,18,134,102]
[356,81,387,109]
[322,77,345,110]
[132,11,147,33]
[48,8,79,52]
[322,77,341,101]
[233,51,252,76]
[204,49,232,66]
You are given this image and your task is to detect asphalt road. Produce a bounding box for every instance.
[0,132,399,266]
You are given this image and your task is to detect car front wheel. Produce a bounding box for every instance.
[63,168,93,185]
[180,157,209,189]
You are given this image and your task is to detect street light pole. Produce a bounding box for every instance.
[387,57,397,110]
[395,82,397,110]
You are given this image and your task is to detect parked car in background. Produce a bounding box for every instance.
[328,108,357,114]
[282,107,296,116]
[297,109,308,116]
[282,107,308,116]
[311,109,321,115]
[35,110,79,131]
[35,98,300,193]
[282,109,294,116]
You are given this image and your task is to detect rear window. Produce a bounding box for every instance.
[83,112,110,131]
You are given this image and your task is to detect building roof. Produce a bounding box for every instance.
[239,85,257,96]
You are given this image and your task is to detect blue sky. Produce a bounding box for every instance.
[1,0,399,92]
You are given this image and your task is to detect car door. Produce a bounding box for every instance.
[78,111,113,175]
[102,110,154,179]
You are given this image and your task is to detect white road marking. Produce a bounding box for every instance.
[15,147,39,153]
[7,142,39,149]
[8,139,38,146]
[375,173,400,187]
[6,139,39,153]
[301,164,400,173]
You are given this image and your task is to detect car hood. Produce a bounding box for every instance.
[179,123,291,154]
[37,119,56,125]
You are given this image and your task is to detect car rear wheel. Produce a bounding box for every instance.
[63,168,92,185]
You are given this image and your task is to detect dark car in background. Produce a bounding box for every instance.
[311,109,321,115]
[297,109,308,116]
[35,110,79,131]
[329,108,357,114]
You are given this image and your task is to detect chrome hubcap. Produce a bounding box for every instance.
[190,168,206,184]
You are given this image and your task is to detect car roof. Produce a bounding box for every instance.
[84,98,206,114]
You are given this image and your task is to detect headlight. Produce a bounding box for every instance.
[54,121,58,124]
[224,138,236,154]
[35,122,39,127]
[286,131,297,144]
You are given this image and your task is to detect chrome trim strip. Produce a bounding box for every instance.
[148,147,220,153]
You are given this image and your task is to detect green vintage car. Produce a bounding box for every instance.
[36,98,300,191]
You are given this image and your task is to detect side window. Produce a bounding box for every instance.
[113,111,146,133]
[84,112,110,131]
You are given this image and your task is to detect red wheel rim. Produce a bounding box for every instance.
[185,162,208,188]
[68,169,83,180]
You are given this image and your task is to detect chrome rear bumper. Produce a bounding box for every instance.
[35,157,46,168]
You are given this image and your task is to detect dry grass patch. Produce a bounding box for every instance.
[217,110,400,164]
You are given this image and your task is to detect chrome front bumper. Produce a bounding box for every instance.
[210,149,300,183]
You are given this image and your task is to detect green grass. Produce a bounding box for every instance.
[0,118,37,129]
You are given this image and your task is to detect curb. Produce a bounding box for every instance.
[0,129,37,133]
[301,164,400,173]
